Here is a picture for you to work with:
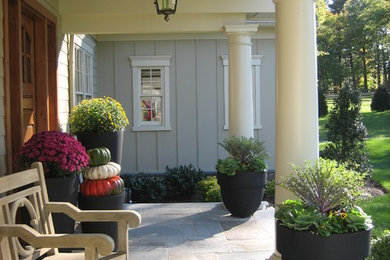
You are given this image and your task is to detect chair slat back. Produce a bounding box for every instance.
[0,162,56,260]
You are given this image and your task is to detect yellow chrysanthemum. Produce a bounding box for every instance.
[68,96,129,134]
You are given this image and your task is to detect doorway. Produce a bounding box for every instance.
[4,0,58,172]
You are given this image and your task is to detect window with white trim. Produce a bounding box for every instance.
[129,56,171,131]
[221,55,263,130]
[74,46,93,104]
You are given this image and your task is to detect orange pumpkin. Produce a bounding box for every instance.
[80,176,124,197]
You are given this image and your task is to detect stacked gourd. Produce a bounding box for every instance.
[80,147,124,197]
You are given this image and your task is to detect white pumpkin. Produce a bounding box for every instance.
[83,162,121,180]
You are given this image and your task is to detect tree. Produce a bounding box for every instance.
[371,87,390,111]
[317,3,346,91]
[321,86,372,174]
[329,0,347,14]
[318,88,328,117]
[343,0,390,92]
[317,0,390,93]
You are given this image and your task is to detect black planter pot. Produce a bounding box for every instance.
[217,171,267,218]
[45,175,80,234]
[276,222,371,260]
[78,192,124,251]
[76,130,124,165]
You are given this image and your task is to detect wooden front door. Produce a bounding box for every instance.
[5,0,58,173]
[21,12,37,143]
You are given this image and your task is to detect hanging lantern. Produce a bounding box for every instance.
[154,0,177,22]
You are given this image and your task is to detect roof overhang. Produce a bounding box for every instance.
[57,0,275,34]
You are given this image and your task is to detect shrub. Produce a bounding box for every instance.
[217,136,269,175]
[164,164,206,199]
[368,232,390,260]
[197,176,221,202]
[321,85,372,174]
[121,173,165,202]
[264,180,275,204]
[371,87,390,112]
[318,89,328,117]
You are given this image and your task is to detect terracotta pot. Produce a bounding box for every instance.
[76,130,124,165]
[276,221,371,260]
[217,171,267,218]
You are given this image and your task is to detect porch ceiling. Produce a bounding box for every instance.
[57,0,275,34]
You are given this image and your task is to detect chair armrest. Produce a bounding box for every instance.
[0,224,114,256]
[45,202,141,228]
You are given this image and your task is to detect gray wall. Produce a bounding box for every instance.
[97,38,275,174]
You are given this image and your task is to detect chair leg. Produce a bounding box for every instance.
[85,247,98,260]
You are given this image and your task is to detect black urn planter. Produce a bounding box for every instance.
[78,192,124,251]
[45,175,80,234]
[217,171,267,218]
[276,222,372,260]
[76,130,124,165]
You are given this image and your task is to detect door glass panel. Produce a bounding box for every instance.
[26,58,31,83]
[21,13,36,144]
[25,34,30,54]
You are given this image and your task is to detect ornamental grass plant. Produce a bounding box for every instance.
[217,136,269,176]
[69,97,129,134]
[15,131,89,178]
[275,158,372,237]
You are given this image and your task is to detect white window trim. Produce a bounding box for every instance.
[73,44,94,106]
[221,55,263,130]
[129,56,171,131]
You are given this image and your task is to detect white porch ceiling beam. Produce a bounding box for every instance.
[58,0,274,15]
[60,14,247,34]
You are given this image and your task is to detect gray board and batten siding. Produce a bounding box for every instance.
[96,38,275,174]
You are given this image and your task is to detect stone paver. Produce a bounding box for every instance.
[126,202,275,260]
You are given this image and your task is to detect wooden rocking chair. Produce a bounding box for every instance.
[0,162,141,260]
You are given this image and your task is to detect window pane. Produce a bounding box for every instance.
[75,72,82,92]
[152,81,161,95]
[151,69,161,81]
[141,68,151,83]
[141,68,151,94]
[141,97,152,122]
[142,82,152,95]
[151,97,162,122]
[75,47,94,103]
[76,94,83,105]
[141,97,162,122]
[75,49,81,71]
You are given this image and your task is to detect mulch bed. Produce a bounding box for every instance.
[362,178,388,199]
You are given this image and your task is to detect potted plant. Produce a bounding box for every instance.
[217,136,269,218]
[275,158,373,260]
[15,130,89,234]
[69,97,129,164]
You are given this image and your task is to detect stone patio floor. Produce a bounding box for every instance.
[124,202,275,260]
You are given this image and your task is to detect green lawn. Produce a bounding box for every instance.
[320,97,390,238]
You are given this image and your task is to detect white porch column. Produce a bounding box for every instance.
[225,24,258,138]
[271,1,319,257]
[270,3,318,259]
[270,0,319,260]
[274,0,319,205]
